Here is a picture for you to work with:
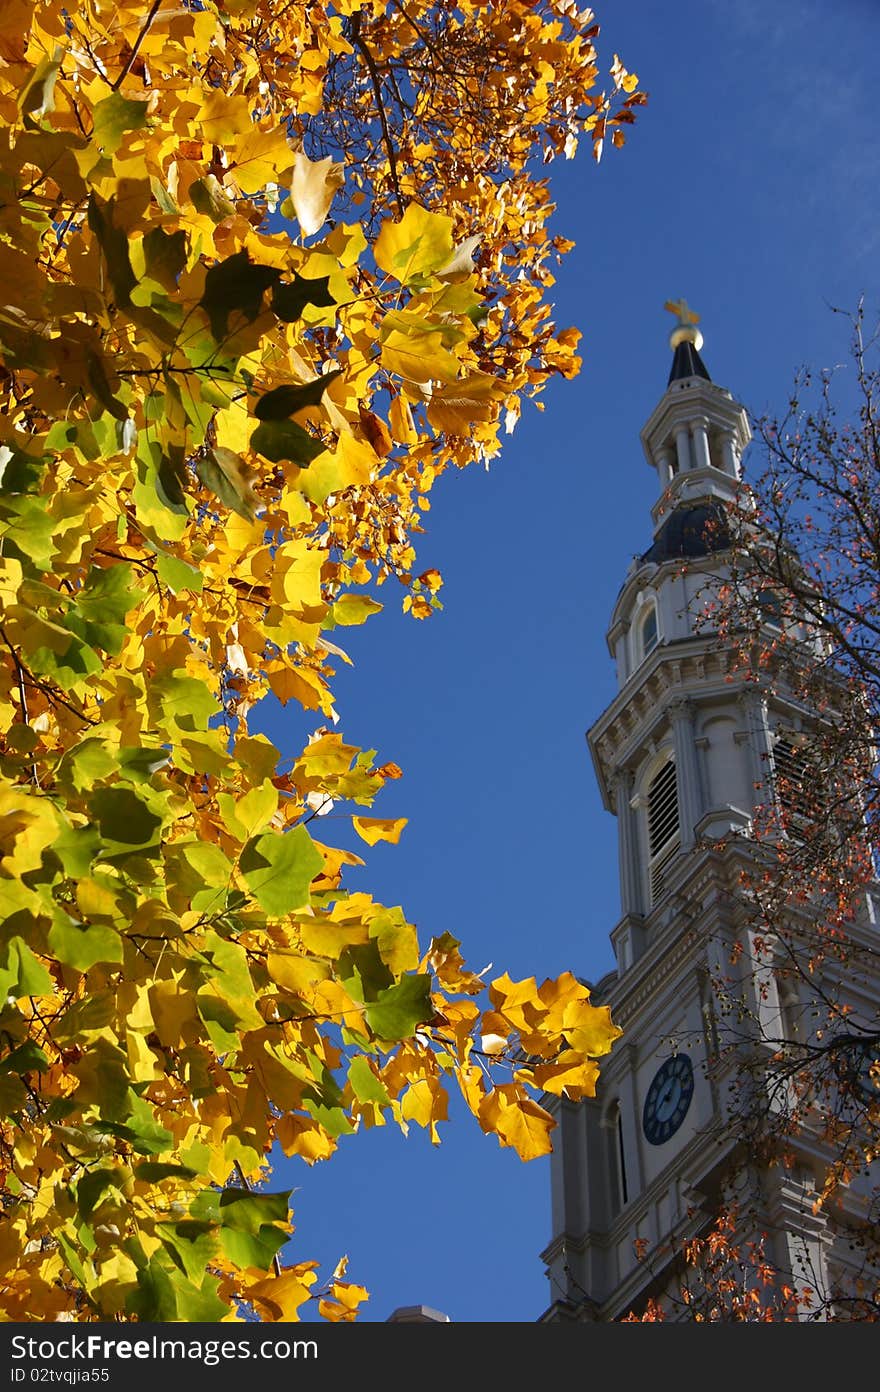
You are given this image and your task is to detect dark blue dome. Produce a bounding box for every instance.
[641,502,730,564]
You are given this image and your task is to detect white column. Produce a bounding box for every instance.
[655,444,675,487]
[675,425,692,474]
[669,698,702,848]
[692,417,711,471]
[721,430,739,478]
[738,688,774,810]
[614,768,643,917]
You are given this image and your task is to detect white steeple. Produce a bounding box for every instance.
[540,311,880,1324]
[640,301,750,527]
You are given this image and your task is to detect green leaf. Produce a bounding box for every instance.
[220,1223,288,1270]
[156,1220,218,1282]
[181,841,234,886]
[348,1055,390,1106]
[195,448,256,520]
[30,630,102,692]
[240,826,323,915]
[103,1095,173,1155]
[117,745,172,783]
[0,1040,49,1074]
[87,194,136,308]
[304,1101,356,1137]
[0,496,55,571]
[364,973,434,1042]
[155,551,204,595]
[0,938,53,999]
[199,249,279,343]
[86,350,127,420]
[91,93,150,155]
[0,1074,27,1115]
[254,369,343,420]
[150,672,220,733]
[48,914,123,972]
[250,418,325,466]
[133,1161,198,1183]
[218,1187,291,1232]
[271,273,335,322]
[142,226,187,291]
[55,992,116,1042]
[56,737,116,793]
[19,53,61,120]
[196,931,262,1030]
[51,824,102,879]
[0,445,44,495]
[56,1231,91,1290]
[89,786,163,852]
[127,1260,228,1322]
[76,1167,120,1219]
[65,563,144,655]
[339,940,393,1001]
[190,176,236,224]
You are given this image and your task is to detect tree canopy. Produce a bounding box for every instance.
[0,0,642,1320]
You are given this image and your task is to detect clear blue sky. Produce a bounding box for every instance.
[256,0,879,1322]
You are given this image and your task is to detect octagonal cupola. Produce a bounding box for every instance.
[640,300,751,529]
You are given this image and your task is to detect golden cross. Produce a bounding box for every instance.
[664,297,700,328]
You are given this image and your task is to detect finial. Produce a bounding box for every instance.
[664,298,704,352]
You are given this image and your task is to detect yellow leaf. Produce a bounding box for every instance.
[76,877,120,920]
[374,203,455,283]
[276,1113,337,1163]
[294,432,377,504]
[229,780,279,837]
[352,816,408,846]
[226,123,295,194]
[331,593,382,626]
[561,1000,622,1058]
[248,1265,319,1322]
[380,329,461,384]
[148,979,200,1048]
[519,1050,601,1100]
[290,151,344,237]
[400,1077,448,1143]
[267,663,331,713]
[267,951,331,993]
[426,372,503,435]
[319,1280,369,1321]
[198,90,252,145]
[478,1086,555,1160]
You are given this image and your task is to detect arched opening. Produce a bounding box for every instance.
[639,603,658,661]
[646,757,680,905]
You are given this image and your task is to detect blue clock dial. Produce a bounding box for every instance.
[642,1054,694,1145]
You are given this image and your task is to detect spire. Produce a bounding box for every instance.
[640,302,751,524]
[664,298,712,384]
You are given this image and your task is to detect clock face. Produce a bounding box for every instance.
[642,1054,694,1146]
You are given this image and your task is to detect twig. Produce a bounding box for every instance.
[0,624,39,784]
[112,0,164,91]
[349,16,405,218]
[233,1159,283,1277]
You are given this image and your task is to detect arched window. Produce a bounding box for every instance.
[604,1099,629,1216]
[647,758,680,905]
[639,604,658,661]
[757,590,784,630]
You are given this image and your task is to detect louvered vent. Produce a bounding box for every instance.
[647,760,680,905]
[648,761,679,856]
[773,738,811,821]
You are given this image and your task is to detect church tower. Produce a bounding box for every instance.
[540,305,880,1321]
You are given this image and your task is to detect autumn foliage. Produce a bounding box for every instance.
[688,307,880,1318]
[0,0,643,1321]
